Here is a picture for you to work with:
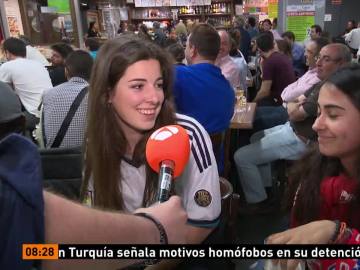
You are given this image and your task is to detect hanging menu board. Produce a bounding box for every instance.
[244,0,268,16]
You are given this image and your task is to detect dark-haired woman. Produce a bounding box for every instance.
[80,35,221,252]
[270,65,360,270]
[87,22,100,38]
[49,42,73,86]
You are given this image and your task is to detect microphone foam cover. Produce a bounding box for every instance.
[146,125,190,178]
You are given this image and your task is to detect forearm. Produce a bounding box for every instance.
[282,83,309,103]
[185,225,213,244]
[146,225,213,270]
[254,88,270,102]
[266,220,336,270]
[281,82,298,102]
[254,81,271,102]
[43,192,161,270]
[267,220,336,245]
[44,191,159,245]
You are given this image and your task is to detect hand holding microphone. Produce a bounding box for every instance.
[146,125,190,202]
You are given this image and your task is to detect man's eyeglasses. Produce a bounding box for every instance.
[314,55,341,63]
[305,49,316,55]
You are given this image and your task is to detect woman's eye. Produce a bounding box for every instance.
[156,82,164,89]
[328,114,338,119]
[131,84,143,90]
[326,109,340,119]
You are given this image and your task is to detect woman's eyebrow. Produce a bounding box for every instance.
[128,78,146,82]
[323,104,346,111]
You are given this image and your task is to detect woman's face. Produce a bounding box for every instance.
[109,59,165,139]
[51,50,64,66]
[313,83,360,161]
[263,21,271,31]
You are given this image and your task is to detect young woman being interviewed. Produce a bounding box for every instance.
[80,35,221,266]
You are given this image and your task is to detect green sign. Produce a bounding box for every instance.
[268,0,278,20]
[268,4,278,20]
[249,7,257,13]
[47,0,70,14]
[287,14,314,42]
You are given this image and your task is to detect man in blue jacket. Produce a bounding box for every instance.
[173,23,235,135]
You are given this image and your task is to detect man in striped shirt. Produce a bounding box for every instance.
[40,50,93,148]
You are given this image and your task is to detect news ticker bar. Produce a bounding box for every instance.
[22,244,360,260]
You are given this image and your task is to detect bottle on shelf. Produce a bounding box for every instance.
[195,6,201,14]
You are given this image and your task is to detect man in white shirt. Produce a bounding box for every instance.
[344,25,360,57]
[19,35,50,66]
[215,30,241,89]
[26,45,50,66]
[0,38,53,130]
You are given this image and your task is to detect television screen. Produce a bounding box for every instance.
[47,0,70,13]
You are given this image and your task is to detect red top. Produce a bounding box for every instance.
[318,175,360,270]
[291,174,360,228]
[318,174,359,228]
[292,174,360,270]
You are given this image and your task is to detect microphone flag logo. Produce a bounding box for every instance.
[150,126,179,141]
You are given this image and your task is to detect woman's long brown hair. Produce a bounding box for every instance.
[80,35,176,210]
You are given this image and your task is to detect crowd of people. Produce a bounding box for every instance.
[0,15,360,270]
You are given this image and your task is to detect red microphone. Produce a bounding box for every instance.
[146,125,190,202]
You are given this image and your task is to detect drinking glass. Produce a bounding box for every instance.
[234,87,246,113]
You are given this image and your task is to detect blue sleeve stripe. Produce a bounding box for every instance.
[180,118,212,166]
[187,215,221,228]
[176,117,212,169]
[189,136,204,173]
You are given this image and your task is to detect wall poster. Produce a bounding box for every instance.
[4,0,24,37]
[286,4,315,42]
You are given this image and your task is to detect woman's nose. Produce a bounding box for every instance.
[144,85,160,103]
[312,114,324,132]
